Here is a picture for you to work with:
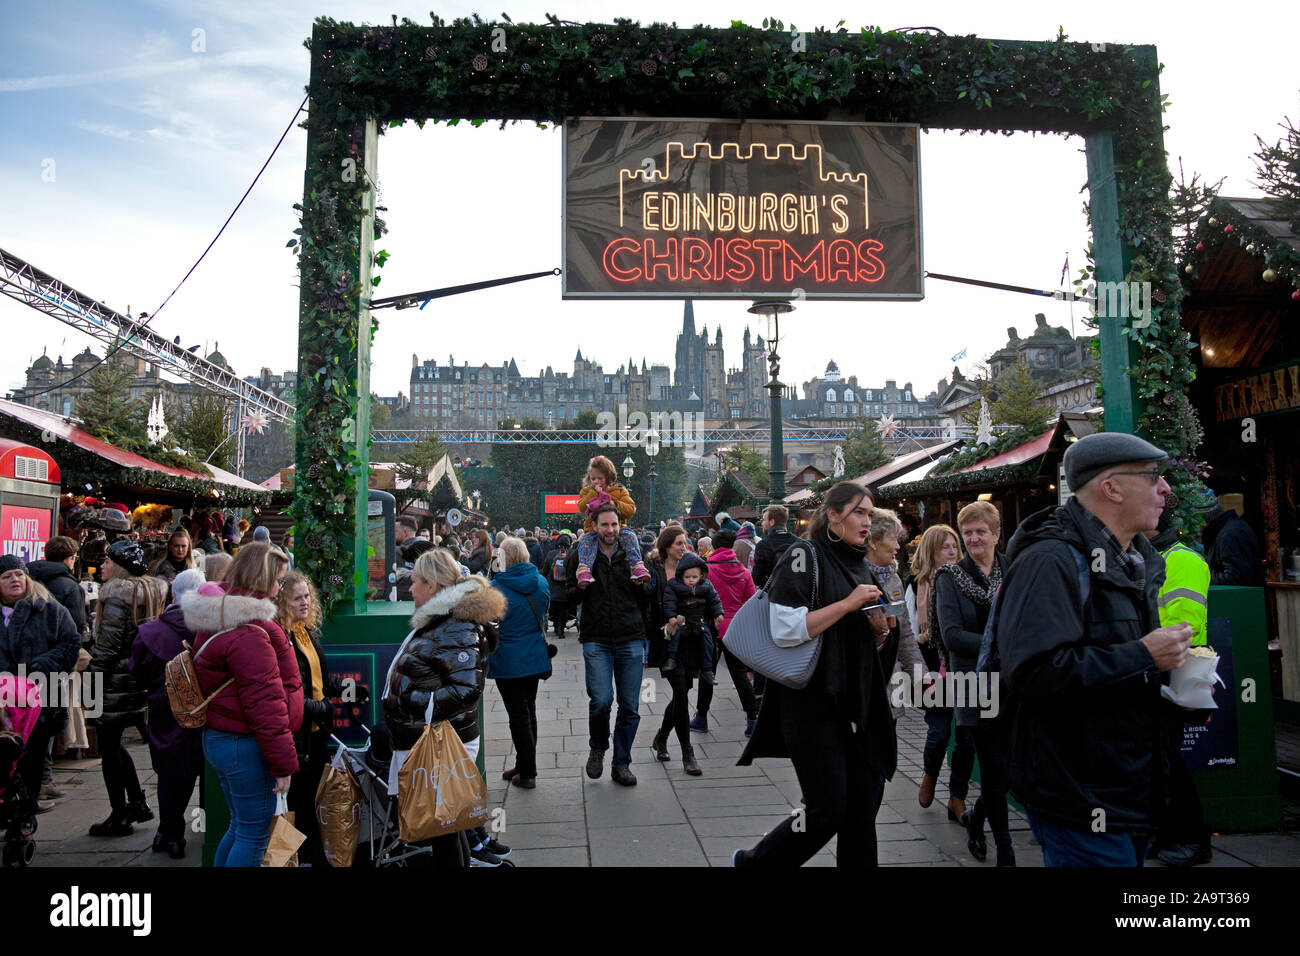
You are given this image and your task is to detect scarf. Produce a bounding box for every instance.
[927,557,1002,668]
[291,622,324,731]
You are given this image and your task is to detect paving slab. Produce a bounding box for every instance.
[588,824,707,867]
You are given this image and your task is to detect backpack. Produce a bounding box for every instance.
[977,547,1090,675]
[551,548,568,582]
[164,627,245,729]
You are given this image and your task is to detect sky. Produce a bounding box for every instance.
[2,0,1297,407]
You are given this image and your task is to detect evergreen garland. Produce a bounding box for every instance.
[294,16,1198,611]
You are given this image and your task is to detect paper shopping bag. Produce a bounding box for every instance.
[315,752,362,867]
[397,720,488,842]
[261,792,306,867]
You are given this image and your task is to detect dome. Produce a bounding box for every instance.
[826,360,839,372]
[206,346,230,369]
[73,347,97,365]
[31,353,53,371]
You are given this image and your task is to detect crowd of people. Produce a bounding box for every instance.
[1,435,1260,868]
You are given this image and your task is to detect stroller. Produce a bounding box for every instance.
[331,726,505,868]
[0,675,42,867]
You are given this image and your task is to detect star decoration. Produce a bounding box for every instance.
[242,408,271,435]
[876,413,901,439]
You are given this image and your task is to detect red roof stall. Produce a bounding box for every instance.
[0,439,61,562]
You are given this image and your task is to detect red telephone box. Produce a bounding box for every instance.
[0,439,61,562]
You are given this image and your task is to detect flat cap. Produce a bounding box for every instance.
[1064,432,1168,491]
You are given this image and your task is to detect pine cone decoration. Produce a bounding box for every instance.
[521,62,531,73]
[473,54,488,71]
[307,463,323,479]
[424,45,439,60]
[328,574,344,587]
[305,533,323,550]
[641,59,657,76]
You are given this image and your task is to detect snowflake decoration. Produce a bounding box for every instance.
[876,413,901,439]
[242,408,270,435]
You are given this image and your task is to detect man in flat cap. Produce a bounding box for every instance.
[994,432,1193,866]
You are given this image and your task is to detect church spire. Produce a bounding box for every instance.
[682,299,695,336]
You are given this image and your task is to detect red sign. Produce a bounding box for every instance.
[543,494,582,514]
[1,504,52,562]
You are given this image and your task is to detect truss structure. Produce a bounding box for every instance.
[1,246,293,424]
[371,425,989,445]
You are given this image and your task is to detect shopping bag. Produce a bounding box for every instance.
[397,720,488,842]
[261,792,306,867]
[315,750,362,867]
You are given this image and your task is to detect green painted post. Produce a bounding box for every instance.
[350,118,378,613]
[1085,130,1142,437]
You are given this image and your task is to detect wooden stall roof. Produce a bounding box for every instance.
[1182,197,1300,370]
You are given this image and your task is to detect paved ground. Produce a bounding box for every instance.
[26,636,1300,867]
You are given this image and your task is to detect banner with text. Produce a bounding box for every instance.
[564,118,922,300]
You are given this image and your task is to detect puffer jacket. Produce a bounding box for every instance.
[384,579,505,750]
[0,593,80,678]
[576,483,636,533]
[997,496,1167,834]
[25,560,87,636]
[705,548,755,637]
[181,583,303,777]
[89,576,168,727]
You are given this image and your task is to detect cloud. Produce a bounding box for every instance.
[0,49,288,93]
[76,120,133,140]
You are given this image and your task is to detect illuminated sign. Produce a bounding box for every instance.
[564,118,922,300]
[544,494,582,514]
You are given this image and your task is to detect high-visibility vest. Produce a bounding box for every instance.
[1158,542,1210,647]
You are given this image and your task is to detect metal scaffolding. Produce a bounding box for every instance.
[371,425,981,445]
[0,246,294,430]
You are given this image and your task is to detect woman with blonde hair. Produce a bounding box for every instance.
[203,551,232,582]
[182,541,302,866]
[87,540,169,836]
[864,507,923,731]
[905,524,971,815]
[275,571,363,865]
[383,548,509,865]
[932,500,1014,866]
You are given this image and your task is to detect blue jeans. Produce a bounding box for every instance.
[204,729,276,867]
[921,706,975,799]
[577,529,643,570]
[583,641,643,769]
[1028,812,1148,867]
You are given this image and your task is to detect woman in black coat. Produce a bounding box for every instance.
[0,555,80,827]
[149,529,196,584]
[734,482,892,868]
[932,500,1013,866]
[382,549,506,866]
[645,527,705,772]
[463,530,493,577]
[87,540,168,836]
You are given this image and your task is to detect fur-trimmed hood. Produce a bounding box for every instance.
[410,576,505,631]
[181,585,278,634]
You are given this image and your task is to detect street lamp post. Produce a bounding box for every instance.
[645,427,661,528]
[621,452,635,488]
[749,299,794,503]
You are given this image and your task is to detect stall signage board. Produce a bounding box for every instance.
[564,118,922,300]
[544,494,583,514]
[1,503,52,561]
[1214,359,1300,423]
[1180,618,1239,772]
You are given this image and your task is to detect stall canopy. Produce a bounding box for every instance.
[0,398,270,506]
[785,439,964,505]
